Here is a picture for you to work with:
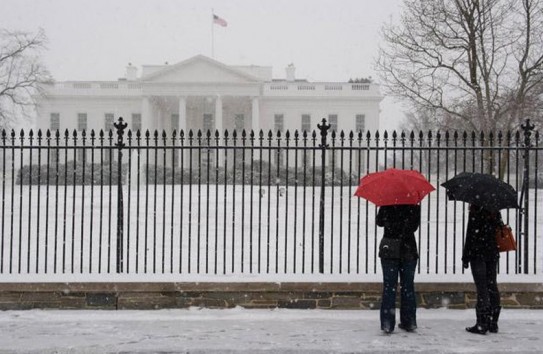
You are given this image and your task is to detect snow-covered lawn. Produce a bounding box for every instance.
[1,185,542,282]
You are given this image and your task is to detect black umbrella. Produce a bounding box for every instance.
[441,172,519,210]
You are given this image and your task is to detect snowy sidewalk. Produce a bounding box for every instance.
[0,308,541,353]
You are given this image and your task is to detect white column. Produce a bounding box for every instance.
[142,96,152,131]
[251,97,260,133]
[141,96,154,167]
[215,95,223,135]
[178,96,187,133]
[156,107,163,131]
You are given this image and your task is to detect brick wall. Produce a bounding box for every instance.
[0,283,541,310]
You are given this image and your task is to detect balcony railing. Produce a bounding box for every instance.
[263,82,379,97]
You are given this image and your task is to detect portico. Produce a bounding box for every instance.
[140,94,260,134]
[137,55,263,135]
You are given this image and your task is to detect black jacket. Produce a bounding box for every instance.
[462,205,502,263]
[376,204,421,260]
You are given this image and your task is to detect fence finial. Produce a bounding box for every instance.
[521,119,535,148]
[317,118,331,148]
[114,117,128,148]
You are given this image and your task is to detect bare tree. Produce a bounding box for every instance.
[399,108,441,132]
[0,28,51,129]
[377,0,543,132]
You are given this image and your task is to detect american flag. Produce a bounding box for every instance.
[213,14,228,27]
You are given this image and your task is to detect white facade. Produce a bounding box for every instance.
[36,55,382,136]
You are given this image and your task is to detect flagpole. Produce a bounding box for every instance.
[211,9,215,58]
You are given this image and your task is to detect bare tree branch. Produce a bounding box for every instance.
[0,28,52,129]
[376,0,543,132]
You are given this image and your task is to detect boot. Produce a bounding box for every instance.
[466,308,489,335]
[489,306,501,333]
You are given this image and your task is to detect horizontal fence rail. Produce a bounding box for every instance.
[0,118,541,278]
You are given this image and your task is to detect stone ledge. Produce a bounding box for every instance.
[0,282,541,310]
[0,282,541,292]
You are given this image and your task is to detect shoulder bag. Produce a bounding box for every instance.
[378,237,402,259]
[496,223,516,252]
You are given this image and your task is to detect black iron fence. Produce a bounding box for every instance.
[0,118,541,277]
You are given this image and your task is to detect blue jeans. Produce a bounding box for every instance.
[380,259,417,331]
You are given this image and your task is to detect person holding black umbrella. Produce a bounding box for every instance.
[462,203,503,335]
[442,172,518,335]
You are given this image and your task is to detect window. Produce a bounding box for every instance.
[273,114,285,167]
[235,114,245,131]
[327,115,338,166]
[77,113,87,131]
[132,113,142,131]
[202,113,215,165]
[171,114,179,131]
[203,113,214,133]
[170,114,180,167]
[76,113,87,163]
[355,114,366,173]
[301,114,311,132]
[105,113,114,131]
[301,114,312,167]
[49,113,60,162]
[274,114,284,132]
[328,114,338,132]
[356,114,365,133]
[50,113,60,130]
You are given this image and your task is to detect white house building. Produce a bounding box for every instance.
[36,55,382,138]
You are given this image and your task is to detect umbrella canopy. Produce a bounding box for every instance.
[441,172,519,210]
[354,168,435,206]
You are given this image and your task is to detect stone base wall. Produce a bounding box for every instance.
[0,283,541,310]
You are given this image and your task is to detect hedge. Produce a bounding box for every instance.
[17,161,358,186]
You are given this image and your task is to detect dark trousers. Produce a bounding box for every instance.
[470,258,500,311]
[380,259,417,331]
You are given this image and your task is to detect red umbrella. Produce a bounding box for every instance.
[354,168,435,206]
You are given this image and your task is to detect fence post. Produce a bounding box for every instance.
[317,118,330,274]
[519,119,534,274]
[114,117,128,273]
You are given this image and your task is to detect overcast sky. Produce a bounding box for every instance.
[1,0,406,130]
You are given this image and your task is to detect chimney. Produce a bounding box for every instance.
[126,63,138,81]
[286,63,295,82]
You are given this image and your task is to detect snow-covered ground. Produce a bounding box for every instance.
[0,308,541,353]
[2,185,542,281]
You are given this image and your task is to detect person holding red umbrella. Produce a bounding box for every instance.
[376,204,421,334]
[354,168,434,334]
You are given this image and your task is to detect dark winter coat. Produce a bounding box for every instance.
[376,204,421,260]
[462,204,502,264]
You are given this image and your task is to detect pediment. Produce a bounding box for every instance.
[142,55,261,84]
